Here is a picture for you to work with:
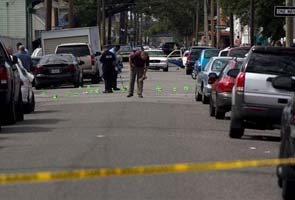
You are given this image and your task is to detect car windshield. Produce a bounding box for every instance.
[246,52,295,76]
[147,51,165,57]
[40,54,73,65]
[211,59,230,72]
[204,49,220,59]
[56,45,90,57]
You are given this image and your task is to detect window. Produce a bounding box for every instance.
[204,50,219,59]
[229,49,250,58]
[246,52,295,76]
[211,59,229,72]
[56,45,90,57]
[169,51,181,57]
[40,55,73,65]
[0,47,7,65]
[220,51,228,56]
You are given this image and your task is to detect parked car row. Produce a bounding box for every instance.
[191,46,295,200]
[0,41,36,131]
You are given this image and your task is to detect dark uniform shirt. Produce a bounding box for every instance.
[100,50,116,74]
[130,51,149,68]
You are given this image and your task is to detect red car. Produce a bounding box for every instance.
[208,58,245,119]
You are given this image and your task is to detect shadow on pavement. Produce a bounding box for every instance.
[31,110,59,114]
[19,118,63,125]
[242,135,280,142]
[1,126,53,134]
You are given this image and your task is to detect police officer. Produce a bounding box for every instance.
[100,45,116,93]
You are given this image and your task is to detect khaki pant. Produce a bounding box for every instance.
[128,67,144,96]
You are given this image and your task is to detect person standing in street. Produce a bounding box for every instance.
[15,45,32,72]
[127,51,149,98]
[100,45,116,93]
[110,45,121,91]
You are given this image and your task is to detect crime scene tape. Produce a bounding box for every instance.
[0,158,295,185]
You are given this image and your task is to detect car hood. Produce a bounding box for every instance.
[149,56,167,61]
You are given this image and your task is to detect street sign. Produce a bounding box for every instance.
[274,6,295,17]
[215,25,227,30]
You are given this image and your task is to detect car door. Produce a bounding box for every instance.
[167,50,183,68]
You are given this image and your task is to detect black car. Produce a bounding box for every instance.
[34,54,84,89]
[186,46,213,75]
[162,42,179,55]
[0,41,24,125]
[272,76,295,200]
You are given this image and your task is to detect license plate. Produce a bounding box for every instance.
[51,69,61,74]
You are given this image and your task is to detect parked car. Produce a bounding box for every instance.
[208,58,245,119]
[0,41,24,125]
[133,45,144,51]
[118,45,132,62]
[195,57,232,104]
[229,46,295,139]
[16,59,35,113]
[35,54,84,89]
[162,42,179,55]
[55,43,101,84]
[31,47,42,57]
[218,46,250,58]
[271,76,295,200]
[195,48,220,71]
[186,46,213,75]
[182,50,189,67]
[146,49,168,71]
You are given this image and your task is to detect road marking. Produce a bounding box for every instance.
[249,147,256,150]
[0,158,294,185]
[96,135,105,138]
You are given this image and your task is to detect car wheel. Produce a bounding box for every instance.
[80,73,84,87]
[163,66,168,72]
[215,95,225,119]
[283,180,295,200]
[16,91,24,121]
[35,83,42,90]
[91,72,100,84]
[209,96,215,117]
[2,100,16,125]
[229,115,244,139]
[186,68,192,75]
[27,92,35,113]
[201,88,209,104]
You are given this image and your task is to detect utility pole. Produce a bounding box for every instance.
[230,13,234,47]
[250,0,255,46]
[97,0,102,46]
[45,0,52,31]
[107,15,112,45]
[204,0,209,46]
[195,0,199,45]
[101,0,106,46]
[286,0,294,47]
[210,0,215,47]
[68,0,74,28]
[216,0,220,48]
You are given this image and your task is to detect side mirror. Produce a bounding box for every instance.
[12,56,18,65]
[79,60,85,65]
[227,68,240,78]
[208,72,218,84]
[95,52,101,56]
[272,76,295,91]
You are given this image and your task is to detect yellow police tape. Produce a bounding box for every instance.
[0,158,295,185]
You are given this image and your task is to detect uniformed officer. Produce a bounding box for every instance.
[100,45,116,93]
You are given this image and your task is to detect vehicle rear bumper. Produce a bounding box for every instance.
[233,102,284,128]
[35,74,76,85]
[149,63,167,69]
[217,92,232,111]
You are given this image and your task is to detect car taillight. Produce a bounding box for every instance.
[91,55,95,65]
[236,72,246,92]
[0,67,8,84]
[218,78,235,93]
[187,55,192,62]
[68,64,76,73]
[35,64,43,74]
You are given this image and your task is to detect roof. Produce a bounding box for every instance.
[57,43,89,46]
[251,46,295,54]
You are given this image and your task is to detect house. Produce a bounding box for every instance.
[0,0,68,51]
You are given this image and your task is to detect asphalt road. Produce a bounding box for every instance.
[0,66,282,200]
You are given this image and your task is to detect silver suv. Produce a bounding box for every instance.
[229,46,295,138]
[55,43,102,84]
